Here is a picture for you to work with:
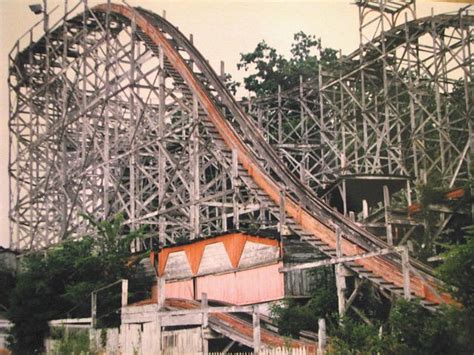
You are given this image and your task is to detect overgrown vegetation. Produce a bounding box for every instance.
[0,260,15,318]
[271,226,474,354]
[6,213,152,354]
[51,328,93,355]
[271,268,338,337]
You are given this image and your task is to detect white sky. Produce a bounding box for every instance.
[0,0,470,248]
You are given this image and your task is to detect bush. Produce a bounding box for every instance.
[328,318,390,355]
[52,328,93,354]
[270,289,338,338]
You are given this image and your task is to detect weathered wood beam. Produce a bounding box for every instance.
[280,246,405,272]
[253,305,261,354]
[317,318,326,355]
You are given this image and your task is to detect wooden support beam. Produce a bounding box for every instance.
[160,314,202,327]
[222,340,235,354]
[349,211,355,222]
[49,318,92,326]
[280,247,404,272]
[220,60,225,81]
[351,305,373,326]
[231,149,239,230]
[157,305,255,317]
[344,278,365,313]
[91,292,97,328]
[362,199,369,219]
[383,185,393,246]
[401,247,411,300]
[317,318,326,355]
[157,276,165,309]
[201,293,209,355]
[156,315,162,353]
[121,279,128,307]
[253,305,261,354]
[335,227,346,318]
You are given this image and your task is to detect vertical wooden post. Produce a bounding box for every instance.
[383,185,393,246]
[121,279,128,308]
[349,211,355,222]
[158,44,166,247]
[317,318,326,355]
[156,314,162,353]
[362,199,369,220]
[253,305,261,354]
[201,293,209,355]
[277,85,282,148]
[190,94,200,239]
[91,292,97,328]
[406,180,412,206]
[342,178,348,216]
[157,276,166,309]
[401,246,411,300]
[335,227,346,318]
[279,187,287,233]
[232,149,239,229]
[279,187,287,257]
[220,60,225,81]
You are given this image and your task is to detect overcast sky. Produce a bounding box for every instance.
[0,0,469,248]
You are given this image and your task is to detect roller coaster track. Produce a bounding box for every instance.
[92,4,452,308]
[9,3,469,309]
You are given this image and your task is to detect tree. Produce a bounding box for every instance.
[0,260,16,317]
[237,32,337,96]
[7,214,152,354]
[437,225,474,307]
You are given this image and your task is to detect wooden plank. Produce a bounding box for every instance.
[158,305,254,316]
[49,317,92,326]
[160,313,202,327]
[280,246,404,272]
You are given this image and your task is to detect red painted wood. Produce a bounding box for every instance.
[196,262,284,305]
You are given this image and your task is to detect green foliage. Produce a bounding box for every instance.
[383,225,474,354]
[237,32,337,95]
[437,225,474,307]
[0,261,16,316]
[328,299,474,355]
[52,328,94,355]
[328,318,389,355]
[7,213,152,354]
[389,299,473,355]
[270,268,337,337]
[223,72,240,95]
[389,299,442,354]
